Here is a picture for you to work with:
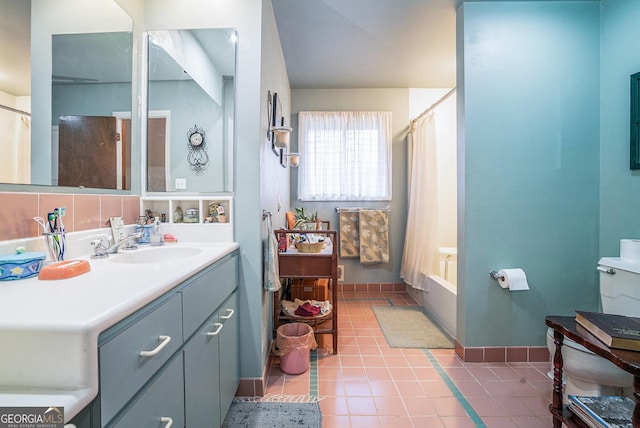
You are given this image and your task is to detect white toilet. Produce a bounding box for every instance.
[546,253,640,398]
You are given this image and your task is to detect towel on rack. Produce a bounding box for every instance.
[358,209,390,265]
[263,215,281,292]
[338,211,360,258]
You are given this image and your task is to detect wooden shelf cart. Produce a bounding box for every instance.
[274,229,339,354]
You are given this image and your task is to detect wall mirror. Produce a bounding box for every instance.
[0,0,133,191]
[146,28,236,193]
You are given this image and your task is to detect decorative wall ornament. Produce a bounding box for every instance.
[186,124,209,174]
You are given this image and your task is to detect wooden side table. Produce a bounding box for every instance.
[274,229,339,354]
[545,315,640,427]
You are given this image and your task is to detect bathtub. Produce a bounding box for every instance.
[407,248,457,337]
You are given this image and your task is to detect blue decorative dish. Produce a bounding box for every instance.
[0,252,47,281]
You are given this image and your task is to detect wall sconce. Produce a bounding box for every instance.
[287,153,300,167]
[267,91,292,154]
[273,122,292,149]
[280,149,300,168]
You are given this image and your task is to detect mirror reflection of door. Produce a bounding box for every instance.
[147,117,167,192]
[58,116,118,189]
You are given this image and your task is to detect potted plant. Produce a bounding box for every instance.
[294,207,318,230]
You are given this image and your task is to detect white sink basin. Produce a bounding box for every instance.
[110,246,202,264]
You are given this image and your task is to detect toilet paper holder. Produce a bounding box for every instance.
[489,270,505,280]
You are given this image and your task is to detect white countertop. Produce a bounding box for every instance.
[0,241,238,422]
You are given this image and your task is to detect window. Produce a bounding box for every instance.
[298,111,392,201]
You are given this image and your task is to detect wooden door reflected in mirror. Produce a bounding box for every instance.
[57,115,130,189]
[147,117,167,192]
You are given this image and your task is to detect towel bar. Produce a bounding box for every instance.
[335,206,391,213]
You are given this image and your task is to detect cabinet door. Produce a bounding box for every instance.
[184,312,221,428]
[112,354,185,428]
[219,291,239,420]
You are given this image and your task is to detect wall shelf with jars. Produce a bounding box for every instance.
[140,196,233,226]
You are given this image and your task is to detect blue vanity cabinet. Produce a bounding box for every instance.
[87,251,238,428]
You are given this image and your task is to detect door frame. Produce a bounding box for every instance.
[113,111,131,190]
[147,110,172,192]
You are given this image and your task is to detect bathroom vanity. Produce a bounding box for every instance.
[545,315,640,428]
[0,242,239,427]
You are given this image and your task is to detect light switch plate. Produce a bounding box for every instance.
[175,178,187,189]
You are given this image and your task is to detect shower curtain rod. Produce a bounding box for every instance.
[409,87,456,128]
[0,103,31,117]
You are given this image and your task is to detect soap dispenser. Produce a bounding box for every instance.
[150,217,164,246]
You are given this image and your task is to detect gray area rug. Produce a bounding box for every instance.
[371,305,454,349]
[222,400,322,428]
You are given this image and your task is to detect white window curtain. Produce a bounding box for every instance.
[298,111,392,201]
[401,112,439,291]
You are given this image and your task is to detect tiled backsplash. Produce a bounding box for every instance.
[0,192,140,242]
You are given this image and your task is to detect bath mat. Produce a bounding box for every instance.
[371,305,454,349]
[222,399,322,428]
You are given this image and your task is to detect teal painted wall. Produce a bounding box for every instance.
[144,0,265,381]
[600,0,640,257]
[458,1,600,347]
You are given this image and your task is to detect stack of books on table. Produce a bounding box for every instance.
[566,395,634,428]
[575,310,640,351]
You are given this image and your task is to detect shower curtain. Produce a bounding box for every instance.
[401,112,439,291]
[17,115,31,183]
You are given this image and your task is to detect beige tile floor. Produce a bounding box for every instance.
[267,292,554,428]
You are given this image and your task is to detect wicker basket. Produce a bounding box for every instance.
[295,242,324,253]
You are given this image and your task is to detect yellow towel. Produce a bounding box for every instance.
[358,210,390,264]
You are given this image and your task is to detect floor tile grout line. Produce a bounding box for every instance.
[422,348,487,427]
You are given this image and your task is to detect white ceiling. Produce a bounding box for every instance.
[0,0,459,97]
[271,0,458,89]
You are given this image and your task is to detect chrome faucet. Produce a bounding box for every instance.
[91,233,141,258]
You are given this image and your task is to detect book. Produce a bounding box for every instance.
[575,311,640,351]
[567,402,604,428]
[567,395,635,428]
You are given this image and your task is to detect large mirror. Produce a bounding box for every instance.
[0,0,133,191]
[147,28,235,193]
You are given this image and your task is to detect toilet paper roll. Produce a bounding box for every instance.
[498,268,529,291]
[620,239,640,261]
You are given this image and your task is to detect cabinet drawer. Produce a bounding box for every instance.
[181,254,238,338]
[99,294,183,426]
[112,354,185,428]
